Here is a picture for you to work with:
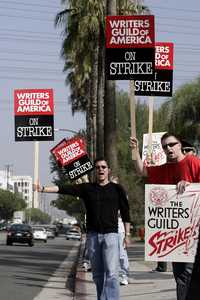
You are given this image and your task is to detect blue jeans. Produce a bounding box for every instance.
[118,232,129,280]
[87,232,120,300]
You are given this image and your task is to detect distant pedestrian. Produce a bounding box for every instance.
[152,261,167,273]
[181,140,197,156]
[118,214,129,285]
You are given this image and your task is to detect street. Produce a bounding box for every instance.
[0,232,80,300]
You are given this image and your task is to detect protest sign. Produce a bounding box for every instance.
[14,88,54,141]
[105,15,155,80]
[135,42,174,96]
[145,184,200,262]
[142,132,166,166]
[50,137,93,180]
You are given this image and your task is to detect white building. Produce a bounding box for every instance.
[0,170,33,208]
[12,176,33,208]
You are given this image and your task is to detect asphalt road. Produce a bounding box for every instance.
[0,232,80,300]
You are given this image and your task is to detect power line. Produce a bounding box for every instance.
[0,13,53,22]
[0,48,60,57]
[0,75,65,82]
[156,15,200,23]
[149,4,200,14]
[0,0,60,10]
[0,66,63,74]
[0,28,62,37]
[0,57,62,65]
[158,29,200,36]
[0,36,61,45]
[157,22,200,31]
[0,5,59,15]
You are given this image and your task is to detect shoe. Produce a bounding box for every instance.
[120,278,128,285]
[82,262,91,272]
[151,268,166,273]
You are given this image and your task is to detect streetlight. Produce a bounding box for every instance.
[54,128,79,135]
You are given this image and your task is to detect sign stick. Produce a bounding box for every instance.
[147,96,154,163]
[129,81,137,160]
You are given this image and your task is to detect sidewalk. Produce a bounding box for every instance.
[74,240,176,300]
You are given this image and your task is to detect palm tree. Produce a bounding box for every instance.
[55,0,105,161]
[55,0,149,170]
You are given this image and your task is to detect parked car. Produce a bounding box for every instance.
[6,223,34,246]
[66,228,81,241]
[32,226,47,243]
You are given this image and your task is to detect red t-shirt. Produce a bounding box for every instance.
[147,155,200,184]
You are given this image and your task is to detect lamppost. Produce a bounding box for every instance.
[54,128,79,135]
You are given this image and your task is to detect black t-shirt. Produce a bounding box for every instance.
[58,182,130,233]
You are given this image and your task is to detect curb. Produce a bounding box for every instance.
[73,239,87,300]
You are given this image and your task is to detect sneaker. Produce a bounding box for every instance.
[120,277,128,285]
[151,268,166,273]
[82,262,91,272]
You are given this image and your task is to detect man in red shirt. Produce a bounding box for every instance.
[130,132,200,300]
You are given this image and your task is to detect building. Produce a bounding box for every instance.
[12,176,33,208]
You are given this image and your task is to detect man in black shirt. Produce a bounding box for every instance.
[35,158,130,300]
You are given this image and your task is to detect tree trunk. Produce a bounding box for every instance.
[90,44,99,163]
[104,0,118,174]
[96,23,105,158]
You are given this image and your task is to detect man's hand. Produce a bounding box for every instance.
[130,137,139,151]
[176,180,190,194]
[123,236,131,248]
[33,183,42,192]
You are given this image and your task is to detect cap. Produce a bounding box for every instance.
[181,140,196,154]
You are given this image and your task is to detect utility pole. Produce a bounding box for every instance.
[33,141,39,209]
[5,164,12,190]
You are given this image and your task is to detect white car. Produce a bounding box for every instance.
[32,227,47,243]
[46,228,55,239]
[66,228,81,241]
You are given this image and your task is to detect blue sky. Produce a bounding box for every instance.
[0,0,199,188]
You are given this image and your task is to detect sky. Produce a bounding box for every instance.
[0,0,200,191]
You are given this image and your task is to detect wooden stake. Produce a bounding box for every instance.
[129,81,137,160]
[147,96,154,164]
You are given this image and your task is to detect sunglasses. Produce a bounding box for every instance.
[162,142,179,150]
[95,165,107,170]
[182,147,195,153]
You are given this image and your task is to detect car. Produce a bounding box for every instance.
[6,223,34,246]
[66,228,81,241]
[46,228,55,239]
[32,226,47,243]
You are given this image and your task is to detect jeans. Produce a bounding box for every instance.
[87,232,120,300]
[172,262,193,300]
[82,235,90,263]
[118,232,129,280]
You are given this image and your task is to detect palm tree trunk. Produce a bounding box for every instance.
[96,23,105,158]
[104,0,118,174]
[90,45,99,162]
